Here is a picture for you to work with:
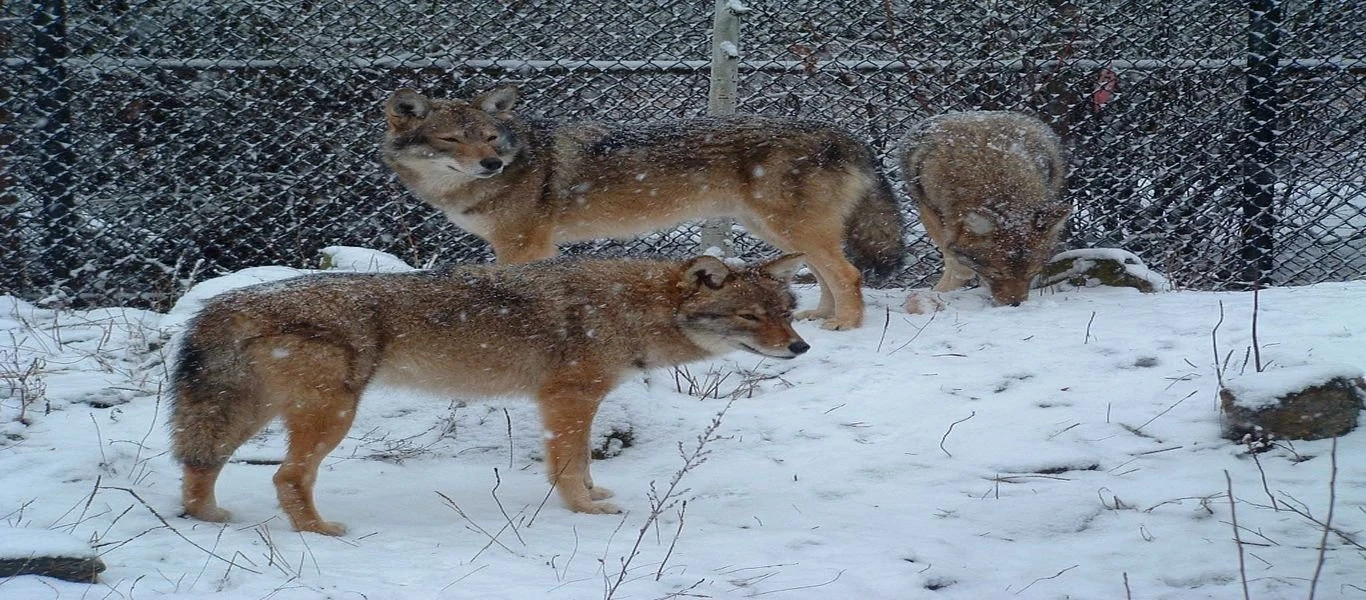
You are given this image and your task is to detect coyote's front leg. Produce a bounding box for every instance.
[536,375,621,514]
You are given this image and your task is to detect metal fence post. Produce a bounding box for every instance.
[32,0,78,295]
[699,0,747,257]
[0,81,18,291]
[1238,0,1282,287]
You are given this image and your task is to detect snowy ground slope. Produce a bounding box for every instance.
[1,251,1363,599]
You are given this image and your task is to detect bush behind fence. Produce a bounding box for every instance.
[2,0,1363,310]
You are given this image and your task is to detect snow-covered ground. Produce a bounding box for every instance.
[1,248,1363,599]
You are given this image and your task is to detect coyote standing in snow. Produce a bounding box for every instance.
[170,254,809,535]
[899,111,1069,306]
[380,85,904,330]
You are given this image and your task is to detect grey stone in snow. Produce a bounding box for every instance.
[0,527,106,583]
[1220,375,1365,442]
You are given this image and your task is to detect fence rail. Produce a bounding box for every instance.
[2,0,1363,310]
[8,56,1366,73]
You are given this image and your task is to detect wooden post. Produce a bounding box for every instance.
[699,0,747,256]
[708,0,742,115]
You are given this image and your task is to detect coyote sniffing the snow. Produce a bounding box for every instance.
[899,111,1069,306]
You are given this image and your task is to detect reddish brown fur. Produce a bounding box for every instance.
[899,111,1069,305]
[170,255,808,535]
[381,86,905,330]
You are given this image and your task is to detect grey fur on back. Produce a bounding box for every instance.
[900,111,1066,207]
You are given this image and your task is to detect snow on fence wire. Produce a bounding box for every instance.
[1,0,1363,309]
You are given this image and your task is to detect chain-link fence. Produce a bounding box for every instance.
[2,1,1363,310]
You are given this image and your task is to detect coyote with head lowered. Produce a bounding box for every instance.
[171,254,809,535]
[899,111,1069,307]
[380,85,904,330]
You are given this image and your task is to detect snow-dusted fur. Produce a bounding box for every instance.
[900,111,1068,305]
[381,85,904,330]
[169,254,808,535]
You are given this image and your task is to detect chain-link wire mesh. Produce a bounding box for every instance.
[2,1,1363,310]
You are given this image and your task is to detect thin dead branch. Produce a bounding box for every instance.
[1014,564,1078,594]
[939,411,976,457]
[1225,471,1250,600]
[1307,438,1338,600]
[1212,300,1227,388]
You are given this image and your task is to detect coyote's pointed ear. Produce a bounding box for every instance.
[681,256,731,290]
[386,89,430,130]
[759,253,806,281]
[474,85,519,118]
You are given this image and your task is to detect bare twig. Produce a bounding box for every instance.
[1046,422,1080,440]
[672,364,732,399]
[1225,471,1250,600]
[654,501,687,581]
[434,491,516,560]
[190,524,230,589]
[556,525,580,582]
[440,564,489,592]
[1212,300,1227,387]
[524,463,564,529]
[503,407,514,470]
[876,305,890,353]
[1131,445,1185,457]
[1248,450,1278,511]
[889,309,937,355]
[98,485,259,573]
[939,411,976,458]
[752,569,845,596]
[1134,390,1197,432]
[1084,311,1097,344]
[296,529,321,577]
[1,351,46,426]
[1014,564,1078,594]
[1275,493,1364,551]
[1307,437,1338,600]
[1250,286,1263,372]
[656,578,707,599]
[490,468,526,546]
[605,400,734,599]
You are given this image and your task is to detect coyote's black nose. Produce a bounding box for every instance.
[480,157,503,171]
[788,340,810,355]
[1009,301,1022,307]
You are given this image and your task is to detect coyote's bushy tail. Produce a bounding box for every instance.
[844,170,906,286]
[169,313,261,469]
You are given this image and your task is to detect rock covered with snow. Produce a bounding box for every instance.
[1219,363,1365,442]
[0,526,105,583]
[1038,248,1170,293]
[318,245,417,273]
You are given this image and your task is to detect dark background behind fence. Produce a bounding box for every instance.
[2,1,1363,310]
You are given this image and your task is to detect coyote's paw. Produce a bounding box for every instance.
[819,317,860,331]
[814,314,857,333]
[589,485,615,501]
[184,505,232,523]
[297,519,349,537]
[794,308,831,322]
[569,500,623,515]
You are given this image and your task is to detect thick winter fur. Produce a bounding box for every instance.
[170,254,809,535]
[899,111,1069,305]
[380,85,904,330]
